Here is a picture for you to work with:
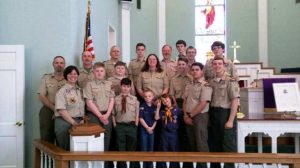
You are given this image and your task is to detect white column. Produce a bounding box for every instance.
[258,0,268,66]
[157,0,166,59]
[121,1,132,64]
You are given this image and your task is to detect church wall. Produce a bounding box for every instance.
[130,0,158,58]
[166,0,195,58]
[268,0,300,71]
[226,0,259,62]
[0,0,120,167]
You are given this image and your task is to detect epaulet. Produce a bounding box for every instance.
[223,72,237,81]
[42,73,53,78]
[78,68,85,72]
[203,80,211,87]
[128,95,137,100]
[105,80,112,85]
[130,58,137,61]
[171,60,177,63]
[224,58,233,65]
[187,74,193,81]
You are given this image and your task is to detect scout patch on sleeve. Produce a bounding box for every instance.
[234,83,240,92]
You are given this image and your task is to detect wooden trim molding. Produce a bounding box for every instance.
[34,139,300,168]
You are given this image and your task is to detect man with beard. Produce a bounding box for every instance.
[78,51,94,88]
[37,56,66,143]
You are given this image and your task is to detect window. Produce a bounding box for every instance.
[195,0,226,63]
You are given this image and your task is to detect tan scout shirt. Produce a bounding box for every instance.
[161,60,177,80]
[107,76,136,96]
[113,94,139,123]
[209,73,240,109]
[203,57,238,80]
[183,78,212,113]
[103,59,117,79]
[78,68,94,88]
[136,71,169,97]
[169,73,192,99]
[37,73,66,104]
[83,79,115,111]
[128,58,145,86]
[55,84,85,117]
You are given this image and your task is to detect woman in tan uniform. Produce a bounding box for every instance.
[136,54,169,98]
[55,65,85,150]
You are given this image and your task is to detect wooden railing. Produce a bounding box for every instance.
[34,139,300,168]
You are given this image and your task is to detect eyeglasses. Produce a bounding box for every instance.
[212,46,223,50]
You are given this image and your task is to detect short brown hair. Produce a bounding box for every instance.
[93,62,105,70]
[114,61,126,68]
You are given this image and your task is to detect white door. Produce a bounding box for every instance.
[0,45,24,168]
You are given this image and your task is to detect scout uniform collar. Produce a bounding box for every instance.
[177,71,189,77]
[114,75,125,80]
[65,83,80,90]
[193,77,206,84]
[120,93,130,97]
[81,67,93,74]
[94,79,106,84]
[161,59,175,63]
[213,71,229,82]
[50,72,64,81]
[136,57,145,62]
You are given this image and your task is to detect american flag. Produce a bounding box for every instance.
[84,1,95,60]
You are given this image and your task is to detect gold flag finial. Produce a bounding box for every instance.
[88,0,91,13]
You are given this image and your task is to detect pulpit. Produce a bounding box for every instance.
[69,121,105,168]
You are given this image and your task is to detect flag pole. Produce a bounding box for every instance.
[83,0,91,52]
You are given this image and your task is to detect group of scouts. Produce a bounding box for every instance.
[37,40,240,168]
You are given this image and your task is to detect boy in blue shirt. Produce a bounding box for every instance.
[139,89,157,168]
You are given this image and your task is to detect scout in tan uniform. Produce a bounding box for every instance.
[128,43,146,87]
[107,61,135,96]
[175,39,187,59]
[83,62,115,154]
[186,46,197,69]
[112,78,139,168]
[103,45,121,78]
[160,44,177,80]
[182,62,212,168]
[37,56,66,144]
[209,57,239,168]
[137,54,169,98]
[203,41,238,80]
[78,51,94,88]
[169,57,192,108]
[169,57,192,167]
[55,66,85,150]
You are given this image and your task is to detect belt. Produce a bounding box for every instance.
[72,117,83,120]
[117,121,136,125]
[100,111,107,115]
[87,110,107,115]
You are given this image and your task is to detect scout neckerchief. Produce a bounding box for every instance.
[163,106,174,125]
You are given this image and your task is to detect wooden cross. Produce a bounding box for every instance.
[230,41,241,63]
